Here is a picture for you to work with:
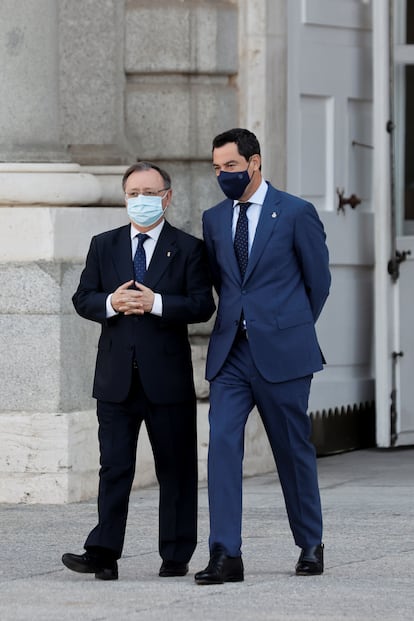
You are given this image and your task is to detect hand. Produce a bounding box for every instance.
[133,282,155,313]
[111,280,145,315]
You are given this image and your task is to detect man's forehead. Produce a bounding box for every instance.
[212,142,243,161]
[125,168,162,187]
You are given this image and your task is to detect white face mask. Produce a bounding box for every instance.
[127,193,168,227]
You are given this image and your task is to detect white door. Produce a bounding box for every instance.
[391,0,414,445]
[395,237,414,444]
[287,1,375,437]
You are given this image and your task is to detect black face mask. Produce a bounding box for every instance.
[217,168,251,200]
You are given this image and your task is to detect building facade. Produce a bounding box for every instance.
[0,0,412,503]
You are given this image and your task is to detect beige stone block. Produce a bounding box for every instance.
[126,80,237,160]
[125,1,238,75]
[0,0,62,158]
[0,410,99,504]
[60,312,99,413]
[59,0,123,145]
[0,206,128,263]
[0,316,61,412]
[0,263,61,315]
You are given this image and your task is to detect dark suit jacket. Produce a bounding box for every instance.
[73,221,215,404]
[202,183,331,383]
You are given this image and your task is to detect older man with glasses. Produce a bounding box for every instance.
[62,161,215,581]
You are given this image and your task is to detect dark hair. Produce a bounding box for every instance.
[122,161,171,190]
[212,128,261,161]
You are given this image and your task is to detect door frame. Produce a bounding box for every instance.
[373,0,397,447]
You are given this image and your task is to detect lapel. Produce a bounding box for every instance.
[111,225,135,283]
[244,183,283,283]
[144,221,179,288]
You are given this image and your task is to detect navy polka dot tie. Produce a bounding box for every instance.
[134,233,149,283]
[233,202,251,278]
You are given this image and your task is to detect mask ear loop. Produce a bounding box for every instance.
[161,189,171,214]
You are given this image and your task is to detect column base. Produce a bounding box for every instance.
[0,410,99,504]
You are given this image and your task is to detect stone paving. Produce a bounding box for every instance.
[1,448,413,620]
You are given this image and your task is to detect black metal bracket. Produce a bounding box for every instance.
[387,249,412,282]
[336,188,362,213]
[390,351,404,447]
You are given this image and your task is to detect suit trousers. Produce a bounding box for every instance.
[85,367,198,563]
[207,335,323,557]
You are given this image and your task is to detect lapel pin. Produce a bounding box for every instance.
[167,251,171,257]
[271,212,277,218]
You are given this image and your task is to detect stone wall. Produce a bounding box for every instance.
[0,0,286,503]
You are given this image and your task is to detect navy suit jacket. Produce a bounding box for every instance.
[73,221,215,404]
[202,183,331,383]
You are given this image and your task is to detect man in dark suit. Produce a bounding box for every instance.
[195,129,331,585]
[62,161,215,581]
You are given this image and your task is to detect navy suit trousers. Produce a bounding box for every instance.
[85,368,198,562]
[207,335,322,557]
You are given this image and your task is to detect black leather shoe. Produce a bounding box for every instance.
[295,543,324,575]
[195,544,244,585]
[159,560,189,577]
[62,552,118,581]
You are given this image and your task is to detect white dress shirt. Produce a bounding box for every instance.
[232,178,269,251]
[106,221,164,318]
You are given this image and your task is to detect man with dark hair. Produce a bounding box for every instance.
[62,161,215,581]
[195,128,331,584]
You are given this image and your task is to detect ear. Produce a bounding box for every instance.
[250,153,261,172]
[164,188,173,206]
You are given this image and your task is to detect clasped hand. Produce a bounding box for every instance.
[111,280,155,315]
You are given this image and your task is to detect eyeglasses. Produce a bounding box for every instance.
[125,188,170,199]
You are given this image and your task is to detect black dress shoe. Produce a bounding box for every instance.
[295,543,324,575]
[159,560,189,577]
[195,544,244,585]
[62,552,118,581]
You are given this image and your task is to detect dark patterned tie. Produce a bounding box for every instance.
[233,202,251,277]
[134,233,149,282]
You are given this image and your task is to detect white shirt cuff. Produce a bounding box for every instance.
[106,294,118,318]
[151,293,163,316]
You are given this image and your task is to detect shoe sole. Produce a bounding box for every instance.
[195,575,244,585]
[95,570,118,581]
[62,555,118,580]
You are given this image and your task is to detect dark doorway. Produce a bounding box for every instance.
[404,2,414,219]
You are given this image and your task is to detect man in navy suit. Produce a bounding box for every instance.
[195,129,331,584]
[62,161,215,580]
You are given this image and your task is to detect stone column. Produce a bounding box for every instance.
[238,0,287,187]
[0,164,127,503]
[0,0,68,162]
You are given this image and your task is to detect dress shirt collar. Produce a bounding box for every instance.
[232,178,268,208]
[130,219,165,243]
